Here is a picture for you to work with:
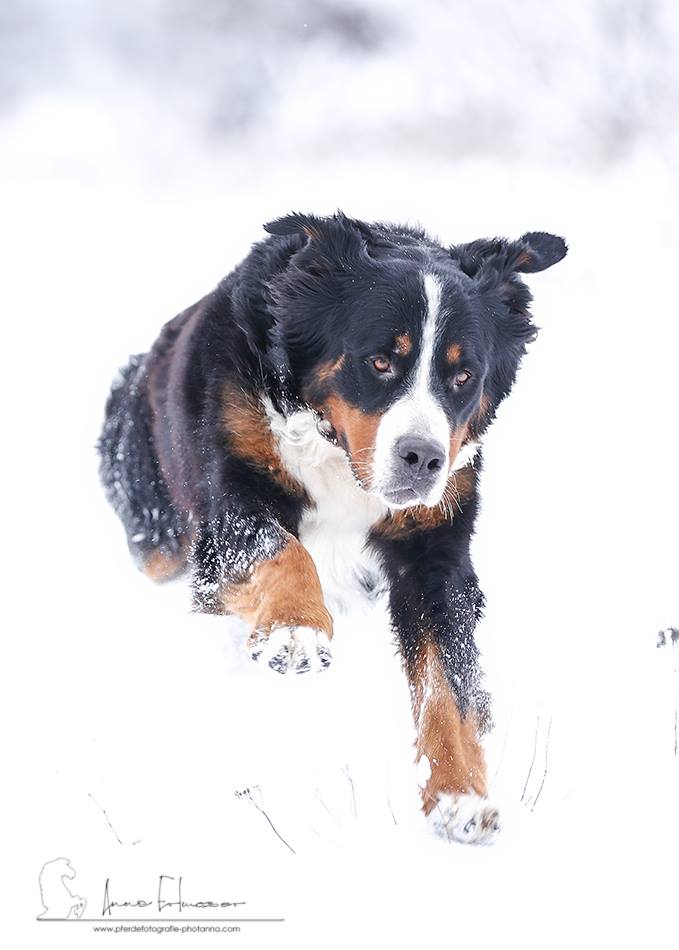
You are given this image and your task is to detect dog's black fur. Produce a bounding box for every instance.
[99,211,566,830]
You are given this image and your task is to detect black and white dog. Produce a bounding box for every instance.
[99,212,566,843]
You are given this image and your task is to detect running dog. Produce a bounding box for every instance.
[99,212,567,843]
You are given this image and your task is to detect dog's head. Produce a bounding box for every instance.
[266,212,566,509]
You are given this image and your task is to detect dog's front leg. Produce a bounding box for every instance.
[407,629,500,844]
[380,530,501,843]
[192,511,333,673]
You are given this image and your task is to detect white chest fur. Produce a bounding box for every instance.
[262,398,388,613]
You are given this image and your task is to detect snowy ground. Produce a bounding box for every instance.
[4,99,679,947]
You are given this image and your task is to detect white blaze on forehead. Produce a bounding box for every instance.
[419,273,442,391]
[372,271,451,505]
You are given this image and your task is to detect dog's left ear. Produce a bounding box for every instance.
[452,232,567,280]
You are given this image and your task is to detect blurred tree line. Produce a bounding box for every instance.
[2,0,677,165]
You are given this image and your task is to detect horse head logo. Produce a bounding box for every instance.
[38,858,87,919]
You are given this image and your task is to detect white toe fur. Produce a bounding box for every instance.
[248,625,332,674]
[428,792,501,845]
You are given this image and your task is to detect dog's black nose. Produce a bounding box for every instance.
[396,437,446,478]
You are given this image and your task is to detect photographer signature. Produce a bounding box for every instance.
[102,875,246,916]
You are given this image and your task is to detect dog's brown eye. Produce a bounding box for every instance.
[372,356,392,374]
[453,370,472,388]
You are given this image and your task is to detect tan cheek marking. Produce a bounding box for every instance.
[323,395,382,487]
[395,333,412,356]
[448,464,476,503]
[302,355,346,409]
[312,354,345,385]
[221,384,305,498]
[467,391,491,440]
[409,638,487,814]
[222,537,333,637]
[449,388,490,461]
[446,342,462,364]
[449,424,469,467]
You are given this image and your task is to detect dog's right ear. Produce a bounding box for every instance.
[264,212,327,242]
[264,211,374,265]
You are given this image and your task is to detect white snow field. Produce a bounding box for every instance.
[4,108,679,945]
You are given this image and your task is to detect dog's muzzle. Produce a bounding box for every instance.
[379,435,448,507]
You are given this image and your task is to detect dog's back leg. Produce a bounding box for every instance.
[98,355,187,581]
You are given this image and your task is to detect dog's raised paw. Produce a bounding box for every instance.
[428,792,501,845]
[248,625,332,674]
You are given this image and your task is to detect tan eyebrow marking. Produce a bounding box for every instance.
[394,333,412,356]
[446,342,462,364]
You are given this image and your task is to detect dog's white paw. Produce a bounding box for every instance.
[248,625,332,674]
[428,792,501,845]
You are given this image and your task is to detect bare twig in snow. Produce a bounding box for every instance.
[669,629,679,757]
[235,787,295,855]
[385,765,398,827]
[531,714,553,812]
[88,792,124,845]
[520,708,541,804]
[314,789,341,825]
[490,703,515,791]
[342,766,357,819]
